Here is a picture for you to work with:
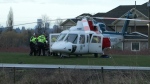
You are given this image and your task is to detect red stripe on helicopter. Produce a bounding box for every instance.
[84,26,90,31]
[102,37,111,49]
[95,31,100,34]
[82,19,87,22]
[88,20,100,34]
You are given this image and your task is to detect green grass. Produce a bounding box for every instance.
[0,52,150,66]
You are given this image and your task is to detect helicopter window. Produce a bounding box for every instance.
[65,34,78,44]
[93,26,98,31]
[89,34,92,39]
[51,35,59,42]
[57,34,67,41]
[91,36,101,43]
[79,35,85,44]
[87,35,89,43]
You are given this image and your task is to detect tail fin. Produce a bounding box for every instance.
[121,11,134,35]
[82,18,100,34]
[82,18,91,32]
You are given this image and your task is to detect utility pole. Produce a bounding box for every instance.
[148,0,150,50]
[134,1,136,32]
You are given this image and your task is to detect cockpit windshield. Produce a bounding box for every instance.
[65,34,78,44]
[57,33,67,41]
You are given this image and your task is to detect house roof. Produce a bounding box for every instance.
[76,13,93,18]
[136,3,148,17]
[94,2,148,24]
[71,19,80,23]
[60,19,79,26]
[93,13,105,17]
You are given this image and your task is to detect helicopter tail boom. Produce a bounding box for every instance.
[121,10,135,35]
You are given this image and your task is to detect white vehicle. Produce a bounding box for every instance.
[51,10,139,58]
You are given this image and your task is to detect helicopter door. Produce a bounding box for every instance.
[77,34,88,53]
[89,35,102,53]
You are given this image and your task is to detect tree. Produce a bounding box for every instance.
[35,19,44,35]
[42,15,50,28]
[35,14,51,35]
[41,14,51,28]
[53,25,62,33]
[55,18,63,26]
[6,7,13,31]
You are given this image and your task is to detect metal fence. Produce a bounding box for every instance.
[0,64,150,84]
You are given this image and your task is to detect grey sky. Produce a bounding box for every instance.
[0,0,148,28]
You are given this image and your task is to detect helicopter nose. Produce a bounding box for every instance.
[51,42,72,53]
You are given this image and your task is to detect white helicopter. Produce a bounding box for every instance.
[51,10,137,58]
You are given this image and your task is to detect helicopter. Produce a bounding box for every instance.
[50,10,138,58]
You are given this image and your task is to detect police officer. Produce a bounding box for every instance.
[37,34,46,56]
[29,33,37,56]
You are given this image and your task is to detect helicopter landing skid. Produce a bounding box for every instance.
[100,54,111,58]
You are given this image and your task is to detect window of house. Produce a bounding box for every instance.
[131,42,140,51]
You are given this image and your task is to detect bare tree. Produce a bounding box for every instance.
[41,14,51,35]
[6,7,13,31]
[35,19,44,35]
[53,25,62,33]
[41,14,51,27]
[55,18,63,26]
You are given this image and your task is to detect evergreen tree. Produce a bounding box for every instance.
[6,7,14,31]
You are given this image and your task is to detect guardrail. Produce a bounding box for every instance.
[0,63,150,70]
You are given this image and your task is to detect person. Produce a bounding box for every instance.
[29,33,37,56]
[37,34,46,56]
[52,37,57,42]
[44,35,49,56]
[79,35,85,44]
[92,36,99,43]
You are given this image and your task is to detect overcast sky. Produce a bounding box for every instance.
[0,0,148,28]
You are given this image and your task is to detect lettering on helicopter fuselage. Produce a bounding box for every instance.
[80,45,85,50]
[80,45,83,50]
[110,38,117,42]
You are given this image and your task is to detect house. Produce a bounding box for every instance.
[60,2,149,51]
[99,3,148,35]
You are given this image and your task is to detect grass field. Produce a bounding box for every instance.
[0,52,150,66]
[0,52,150,84]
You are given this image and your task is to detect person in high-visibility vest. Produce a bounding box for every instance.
[37,34,46,56]
[29,33,37,56]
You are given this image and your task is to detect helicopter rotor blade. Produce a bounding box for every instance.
[6,16,150,28]
[94,17,150,22]
[7,18,72,27]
